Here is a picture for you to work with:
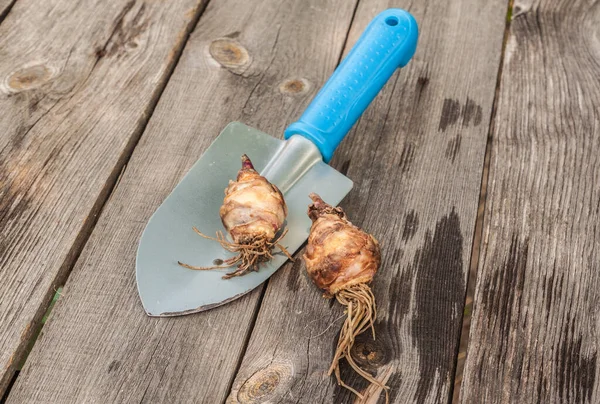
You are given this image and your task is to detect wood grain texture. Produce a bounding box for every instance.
[6,0,361,402]
[227,0,508,403]
[0,0,208,394]
[461,0,600,402]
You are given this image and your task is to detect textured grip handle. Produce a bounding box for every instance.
[284,9,418,162]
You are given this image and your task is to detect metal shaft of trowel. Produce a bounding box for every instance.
[260,135,322,194]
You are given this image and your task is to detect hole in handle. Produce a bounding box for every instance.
[385,16,399,26]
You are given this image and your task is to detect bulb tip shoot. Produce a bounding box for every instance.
[307,193,346,222]
[240,154,255,171]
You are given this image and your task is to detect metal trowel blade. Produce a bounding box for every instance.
[136,122,352,316]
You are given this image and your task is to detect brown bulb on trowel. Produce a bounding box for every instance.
[179,154,292,279]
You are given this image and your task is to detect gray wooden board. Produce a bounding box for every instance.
[6,0,362,402]
[0,0,209,394]
[460,0,600,402]
[226,0,509,403]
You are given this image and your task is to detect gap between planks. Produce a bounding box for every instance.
[0,286,64,403]
[0,0,211,396]
[0,0,17,25]
[451,0,515,402]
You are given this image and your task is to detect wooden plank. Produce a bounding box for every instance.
[6,0,361,402]
[460,0,600,402]
[0,0,209,394]
[226,0,509,403]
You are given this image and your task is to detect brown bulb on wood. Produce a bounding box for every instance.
[303,193,388,402]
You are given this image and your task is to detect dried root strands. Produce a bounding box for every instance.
[303,193,388,402]
[178,154,292,279]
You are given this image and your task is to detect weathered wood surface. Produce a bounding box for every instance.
[460,0,600,403]
[227,0,508,402]
[6,0,362,402]
[0,0,209,395]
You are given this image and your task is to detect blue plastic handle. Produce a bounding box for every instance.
[284,9,418,162]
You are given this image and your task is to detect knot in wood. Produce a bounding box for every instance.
[236,363,290,403]
[209,39,250,69]
[351,335,390,371]
[279,78,309,95]
[5,64,54,93]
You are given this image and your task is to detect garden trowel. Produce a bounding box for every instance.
[136,9,418,316]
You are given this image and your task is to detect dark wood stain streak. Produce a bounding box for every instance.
[544,261,556,322]
[439,98,483,133]
[107,360,120,373]
[497,235,528,352]
[555,325,597,403]
[439,98,461,132]
[339,159,351,176]
[411,208,464,403]
[386,262,414,404]
[388,260,413,328]
[477,354,484,383]
[285,258,303,292]
[398,143,414,173]
[511,349,524,393]
[536,367,545,404]
[474,105,482,126]
[401,210,419,241]
[445,134,462,163]
[387,370,403,404]
[478,234,529,368]
[417,76,429,88]
[416,75,429,101]
[462,97,482,127]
